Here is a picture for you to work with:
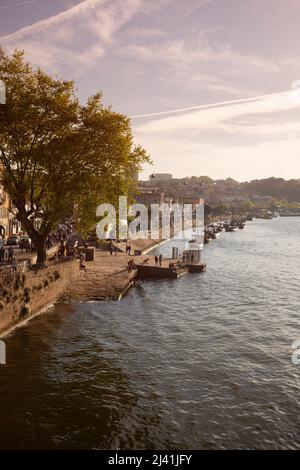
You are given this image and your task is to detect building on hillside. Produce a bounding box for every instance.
[250,195,274,204]
[135,186,165,205]
[176,194,204,210]
[221,195,249,204]
[149,173,173,182]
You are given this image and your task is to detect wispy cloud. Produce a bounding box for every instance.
[134,88,300,180]
[120,33,278,101]
[121,34,278,72]
[0,0,145,75]
[0,0,99,42]
[126,26,165,39]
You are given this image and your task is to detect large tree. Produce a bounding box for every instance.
[0,49,149,263]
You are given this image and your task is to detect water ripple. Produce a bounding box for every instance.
[0,218,300,449]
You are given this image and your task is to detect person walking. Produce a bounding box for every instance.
[11,257,18,273]
[46,235,52,250]
[154,255,158,266]
[8,246,14,264]
[159,254,162,267]
[26,239,31,253]
[59,240,66,257]
[0,246,4,263]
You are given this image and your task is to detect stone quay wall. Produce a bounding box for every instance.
[0,259,79,335]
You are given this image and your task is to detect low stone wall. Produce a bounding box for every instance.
[0,259,79,335]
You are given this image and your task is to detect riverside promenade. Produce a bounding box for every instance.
[66,239,161,301]
[65,251,186,301]
[65,250,138,301]
[66,245,206,301]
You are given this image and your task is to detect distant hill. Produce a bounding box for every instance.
[242,178,300,202]
[140,176,300,203]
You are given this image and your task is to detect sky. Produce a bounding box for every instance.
[1,0,300,181]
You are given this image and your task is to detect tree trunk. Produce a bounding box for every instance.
[16,209,48,264]
[33,235,47,264]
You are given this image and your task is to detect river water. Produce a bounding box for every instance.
[0,217,300,449]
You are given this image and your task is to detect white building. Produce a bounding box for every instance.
[149,173,173,182]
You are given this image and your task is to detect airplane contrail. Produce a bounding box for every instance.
[0,0,102,41]
[0,0,40,10]
[130,90,291,119]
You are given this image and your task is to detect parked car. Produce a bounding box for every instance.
[6,235,20,246]
[19,237,31,251]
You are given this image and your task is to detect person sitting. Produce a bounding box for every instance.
[79,254,86,271]
[127,259,136,272]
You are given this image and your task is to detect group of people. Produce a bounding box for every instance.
[0,245,19,273]
[0,223,79,274]
[182,251,194,263]
[154,254,163,266]
[127,259,136,272]
[57,239,80,258]
[108,242,133,256]
[0,245,14,264]
[169,260,181,269]
[55,224,73,243]
[109,244,118,256]
[58,235,86,268]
